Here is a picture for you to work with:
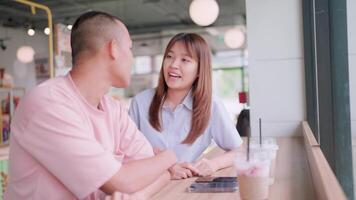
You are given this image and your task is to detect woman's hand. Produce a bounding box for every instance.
[168,162,200,180]
[193,158,218,177]
[152,147,162,155]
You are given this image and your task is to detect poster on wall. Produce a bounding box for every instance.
[34,56,49,84]
[54,23,72,76]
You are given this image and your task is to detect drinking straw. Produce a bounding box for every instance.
[247,125,250,161]
[259,118,262,147]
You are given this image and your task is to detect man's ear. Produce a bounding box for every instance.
[109,39,119,60]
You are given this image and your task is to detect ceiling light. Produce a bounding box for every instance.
[224,28,245,49]
[44,27,50,35]
[17,46,35,63]
[189,0,219,26]
[27,28,35,36]
[67,25,72,30]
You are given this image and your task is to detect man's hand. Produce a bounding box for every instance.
[152,147,162,155]
[105,192,146,200]
[104,192,123,200]
[193,158,218,177]
[152,147,200,180]
[168,162,200,180]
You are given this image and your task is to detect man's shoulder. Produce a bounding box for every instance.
[12,76,78,131]
[21,76,74,110]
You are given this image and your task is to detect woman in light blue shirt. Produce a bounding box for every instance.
[129,33,242,179]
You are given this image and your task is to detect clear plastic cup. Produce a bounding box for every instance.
[249,137,279,185]
[235,150,271,200]
[250,137,276,145]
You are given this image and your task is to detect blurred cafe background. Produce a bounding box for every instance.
[0,0,355,199]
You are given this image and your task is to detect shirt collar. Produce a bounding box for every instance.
[162,89,193,111]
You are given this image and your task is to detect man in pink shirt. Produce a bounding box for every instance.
[5,11,176,200]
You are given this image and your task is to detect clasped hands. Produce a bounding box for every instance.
[153,147,218,180]
[168,158,217,179]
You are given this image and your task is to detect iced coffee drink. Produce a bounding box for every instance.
[235,151,271,200]
[250,137,279,184]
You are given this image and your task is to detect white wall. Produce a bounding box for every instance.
[246,0,305,137]
[0,27,48,91]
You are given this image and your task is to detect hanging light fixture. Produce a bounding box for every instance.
[189,0,219,26]
[44,27,50,35]
[27,28,35,36]
[17,46,35,63]
[224,27,245,49]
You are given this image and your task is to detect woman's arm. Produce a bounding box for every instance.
[193,148,239,176]
[194,97,243,176]
[210,148,240,170]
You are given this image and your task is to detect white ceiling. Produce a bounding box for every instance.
[0,0,246,35]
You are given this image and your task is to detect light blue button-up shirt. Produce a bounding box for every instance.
[129,89,243,162]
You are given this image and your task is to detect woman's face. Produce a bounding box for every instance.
[163,41,198,92]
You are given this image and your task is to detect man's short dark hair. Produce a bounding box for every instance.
[70,11,122,65]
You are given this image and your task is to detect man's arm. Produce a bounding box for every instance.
[133,171,170,199]
[100,150,176,194]
[105,171,170,200]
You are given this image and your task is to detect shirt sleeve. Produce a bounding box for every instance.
[210,97,243,150]
[16,101,121,199]
[117,101,154,162]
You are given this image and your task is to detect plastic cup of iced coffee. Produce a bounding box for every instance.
[235,150,271,200]
[250,137,279,185]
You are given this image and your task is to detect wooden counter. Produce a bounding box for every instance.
[152,138,315,200]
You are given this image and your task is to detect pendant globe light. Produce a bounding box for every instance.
[189,0,219,26]
[224,27,245,49]
[17,45,35,63]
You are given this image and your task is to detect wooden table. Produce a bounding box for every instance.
[152,137,315,200]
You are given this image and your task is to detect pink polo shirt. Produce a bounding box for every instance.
[5,74,154,200]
